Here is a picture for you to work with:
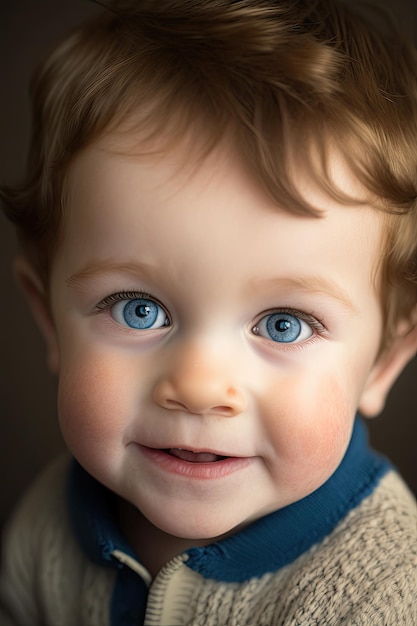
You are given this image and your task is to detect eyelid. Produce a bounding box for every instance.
[255,307,326,331]
[94,291,171,322]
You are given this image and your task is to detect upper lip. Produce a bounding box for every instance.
[138,443,241,458]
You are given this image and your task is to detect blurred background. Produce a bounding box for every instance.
[1,0,416,531]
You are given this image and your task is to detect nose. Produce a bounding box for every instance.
[152,342,246,417]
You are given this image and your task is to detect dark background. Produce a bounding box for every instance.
[1,0,416,529]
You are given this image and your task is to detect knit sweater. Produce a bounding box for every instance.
[1,419,416,625]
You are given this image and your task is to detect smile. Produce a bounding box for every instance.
[136,444,253,480]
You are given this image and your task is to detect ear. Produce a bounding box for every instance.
[359,316,417,417]
[13,256,60,375]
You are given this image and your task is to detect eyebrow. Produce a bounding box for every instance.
[252,275,359,313]
[66,260,157,288]
[67,261,358,314]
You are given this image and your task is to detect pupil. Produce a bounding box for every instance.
[276,319,291,333]
[136,305,150,318]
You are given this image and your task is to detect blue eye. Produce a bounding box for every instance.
[254,312,313,344]
[111,298,169,330]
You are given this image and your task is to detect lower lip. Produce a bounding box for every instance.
[136,445,253,480]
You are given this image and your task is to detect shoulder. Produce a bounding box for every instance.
[0,455,71,624]
[0,455,114,626]
[271,470,417,625]
[2,454,74,571]
[335,469,416,569]
[2,454,72,572]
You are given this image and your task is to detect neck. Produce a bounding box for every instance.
[117,499,210,577]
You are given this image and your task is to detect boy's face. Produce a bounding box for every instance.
[47,136,386,541]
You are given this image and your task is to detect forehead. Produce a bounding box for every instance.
[59,135,383,302]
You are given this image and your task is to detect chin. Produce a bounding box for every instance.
[149,509,242,543]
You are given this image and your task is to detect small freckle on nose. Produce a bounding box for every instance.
[227,387,236,397]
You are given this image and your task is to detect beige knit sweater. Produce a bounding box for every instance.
[1,455,416,625]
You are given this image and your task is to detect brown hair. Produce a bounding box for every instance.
[1,0,417,346]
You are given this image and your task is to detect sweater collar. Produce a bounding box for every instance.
[67,417,390,583]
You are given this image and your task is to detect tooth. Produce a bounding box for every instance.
[168,449,221,463]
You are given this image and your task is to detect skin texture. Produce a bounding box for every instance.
[20,137,416,574]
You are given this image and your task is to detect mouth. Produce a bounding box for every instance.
[136,444,252,479]
[163,448,228,463]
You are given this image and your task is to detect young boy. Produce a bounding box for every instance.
[1,0,416,624]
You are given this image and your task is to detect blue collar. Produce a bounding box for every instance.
[67,417,390,583]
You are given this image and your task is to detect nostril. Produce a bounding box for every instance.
[213,406,236,416]
[163,400,235,416]
[164,399,188,410]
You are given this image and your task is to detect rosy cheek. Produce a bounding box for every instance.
[262,374,355,477]
[57,354,131,461]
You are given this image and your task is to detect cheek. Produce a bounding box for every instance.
[261,373,355,485]
[57,352,134,463]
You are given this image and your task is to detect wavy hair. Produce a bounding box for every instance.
[1,0,417,346]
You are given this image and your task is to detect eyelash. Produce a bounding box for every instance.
[266,307,326,333]
[94,291,170,319]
